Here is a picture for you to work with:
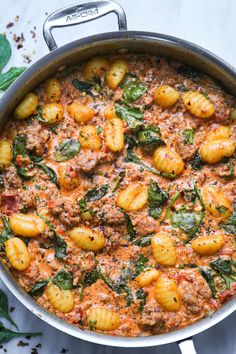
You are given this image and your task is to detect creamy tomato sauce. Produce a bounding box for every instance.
[0,55,235,337]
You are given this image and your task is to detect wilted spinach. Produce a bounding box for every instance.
[112,170,126,192]
[199,267,217,298]
[130,234,152,247]
[54,139,80,162]
[29,280,49,297]
[53,269,73,290]
[179,128,195,145]
[126,149,161,176]
[115,103,143,129]
[136,288,147,314]
[0,217,13,246]
[37,164,59,188]
[83,269,100,287]
[121,75,147,103]
[222,207,236,235]
[72,79,94,95]
[137,125,165,149]
[83,184,109,202]
[0,174,4,189]
[122,210,136,240]
[171,211,204,239]
[148,179,169,219]
[190,152,205,170]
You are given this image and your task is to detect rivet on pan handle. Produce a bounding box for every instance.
[43,0,128,51]
[177,337,197,354]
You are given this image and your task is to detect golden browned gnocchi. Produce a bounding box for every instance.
[182,91,215,118]
[69,226,105,251]
[1,54,236,338]
[117,183,148,211]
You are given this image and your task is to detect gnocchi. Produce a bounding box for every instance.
[104,105,117,120]
[58,165,81,190]
[153,146,184,176]
[69,226,105,251]
[154,275,181,311]
[154,85,180,108]
[83,57,109,81]
[14,93,38,120]
[78,125,102,150]
[104,118,124,152]
[136,268,160,287]
[45,78,62,102]
[151,233,177,266]
[182,91,215,118]
[202,186,232,220]
[67,102,95,123]
[87,307,120,331]
[117,183,148,211]
[191,233,224,255]
[199,139,235,164]
[9,213,46,237]
[45,283,74,313]
[106,59,128,89]
[42,103,64,124]
[0,140,12,168]
[5,237,30,271]
[206,125,231,142]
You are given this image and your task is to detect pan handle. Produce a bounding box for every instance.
[177,337,197,354]
[43,0,127,51]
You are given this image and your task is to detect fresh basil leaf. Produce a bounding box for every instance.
[29,280,49,297]
[0,289,17,329]
[137,125,164,149]
[112,170,125,192]
[0,217,13,245]
[54,139,80,162]
[0,321,41,344]
[37,164,59,188]
[53,269,73,290]
[115,103,143,129]
[72,79,94,98]
[199,267,217,298]
[83,184,108,202]
[222,208,236,235]
[122,76,147,103]
[0,67,26,91]
[190,152,205,170]
[179,128,195,145]
[172,211,204,239]
[148,179,169,219]
[83,269,100,287]
[122,211,136,240]
[126,149,161,176]
[0,35,11,72]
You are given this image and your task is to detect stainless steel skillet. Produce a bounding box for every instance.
[0,1,235,352]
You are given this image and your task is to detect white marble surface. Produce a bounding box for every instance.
[0,0,236,353]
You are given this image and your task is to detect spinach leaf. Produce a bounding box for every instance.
[53,269,73,290]
[190,152,205,170]
[137,125,164,149]
[210,258,236,276]
[83,184,108,202]
[148,179,169,219]
[122,211,136,240]
[162,191,180,222]
[126,149,161,176]
[222,208,236,235]
[134,255,149,276]
[122,76,147,103]
[32,105,45,123]
[29,280,49,297]
[72,79,94,97]
[54,139,80,162]
[13,135,27,160]
[0,290,17,329]
[37,214,67,259]
[136,288,147,314]
[183,182,205,210]
[0,321,41,344]
[130,234,152,247]
[179,128,195,145]
[112,170,126,192]
[37,164,59,188]
[199,267,217,298]
[172,211,204,239]
[0,217,13,245]
[83,269,100,287]
[0,67,26,91]
[125,135,139,150]
[220,160,235,179]
[0,35,11,71]
[115,103,143,129]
